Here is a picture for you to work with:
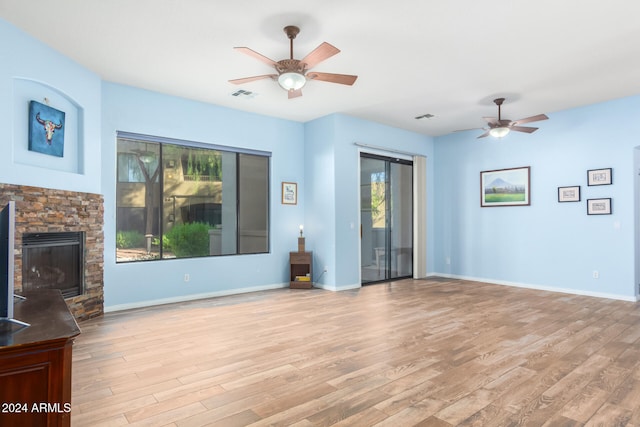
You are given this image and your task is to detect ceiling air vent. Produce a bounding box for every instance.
[230,89,257,99]
[415,114,435,120]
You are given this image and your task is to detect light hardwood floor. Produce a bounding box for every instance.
[71,278,640,426]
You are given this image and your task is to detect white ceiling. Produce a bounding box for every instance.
[2,0,640,137]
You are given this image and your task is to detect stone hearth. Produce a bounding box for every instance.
[0,183,104,321]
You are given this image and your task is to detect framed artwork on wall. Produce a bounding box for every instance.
[28,100,65,157]
[587,168,612,186]
[480,166,531,207]
[282,182,297,205]
[587,198,612,215]
[558,186,581,202]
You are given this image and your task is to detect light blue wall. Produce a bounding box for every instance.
[434,96,640,300]
[304,114,435,290]
[635,147,640,295]
[102,82,305,308]
[0,19,101,194]
[304,115,337,287]
[3,16,638,308]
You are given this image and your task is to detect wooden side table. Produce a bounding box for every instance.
[289,251,313,289]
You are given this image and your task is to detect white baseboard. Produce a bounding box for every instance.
[430,273,638,302]
[105,283,289,313]
[314,282,361,291]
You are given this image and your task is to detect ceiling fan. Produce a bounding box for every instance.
[473,98,549,138]
[229,25,358,99]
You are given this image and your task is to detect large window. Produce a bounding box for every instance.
[116,133,270,262]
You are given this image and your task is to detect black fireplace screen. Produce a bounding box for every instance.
[22,232,84,298]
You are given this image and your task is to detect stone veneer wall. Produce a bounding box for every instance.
[0,183,104,321]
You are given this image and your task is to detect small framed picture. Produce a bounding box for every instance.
[281,182,297,205]
[587,198,612,215]
[558,186,580,202]
[587,168,612,186]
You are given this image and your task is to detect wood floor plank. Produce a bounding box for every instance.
[70,278,640,426]
[559,384,610,423]
[455,403,513,426]
[87,414,130,427]
[374,381,445,417]
[541,414,585,427]
[328,407,389,426]
[250,381,337,419]
[153,378,226,403]
[584,402,632,426]
[371,398,450,427]
[125,402,207,427]
[608,377,640,411]
[304,386,391,426]
[433,388,496,425]
[72,395,158,425]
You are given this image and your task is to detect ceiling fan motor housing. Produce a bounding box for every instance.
[276,59,305,74]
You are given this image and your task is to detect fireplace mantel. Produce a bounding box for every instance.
[0,183,104,321]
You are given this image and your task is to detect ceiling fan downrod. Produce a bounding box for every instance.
[283,25,300,60]
[494,98,505,121]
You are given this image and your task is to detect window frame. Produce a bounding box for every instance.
[115,132,271,263]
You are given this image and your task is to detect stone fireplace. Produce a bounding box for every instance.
[0,183,104,321]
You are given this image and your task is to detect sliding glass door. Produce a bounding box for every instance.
[360,154,413,284]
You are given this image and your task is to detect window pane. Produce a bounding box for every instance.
[118,153,156,183]
[371,170,386,229]
[390,162,413,278]
[162,145,221,259]
[218,151,238,255]
[116,139,161,262]
[238,154,269,254]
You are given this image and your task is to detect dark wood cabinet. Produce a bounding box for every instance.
[290,251,313,289]
[0,290,80,427]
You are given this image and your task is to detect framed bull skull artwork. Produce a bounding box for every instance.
[28,100,65,157]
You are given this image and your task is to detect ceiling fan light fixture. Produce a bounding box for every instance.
[489,127,510,138]
[278,72,306,91]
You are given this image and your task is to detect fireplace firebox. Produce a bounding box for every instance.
[22,232,84,298]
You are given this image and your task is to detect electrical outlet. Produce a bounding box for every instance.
[445,257,451,265]
[184,273,190,282]
[592,270,599,279]
[323,266,328,272]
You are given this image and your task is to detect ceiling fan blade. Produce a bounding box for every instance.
[454,127,484,133]
[512,114,549,125]
[288,88,303,99]
[233,47,278,67]
[229,74,277,85]
[307,72,358,85]
[482,117,498,125]
[510,125,539,133]
[300,42,340,69]
[477,131,491,139]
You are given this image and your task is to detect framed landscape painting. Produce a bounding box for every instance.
[481,166,531,207]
